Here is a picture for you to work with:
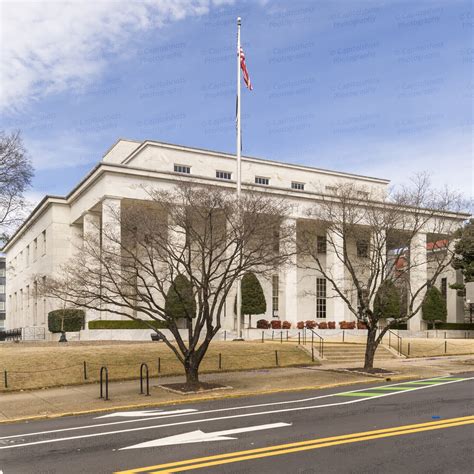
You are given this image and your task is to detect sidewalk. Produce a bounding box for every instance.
[1,355,472,423]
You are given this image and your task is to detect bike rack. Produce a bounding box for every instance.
[140,363,150,396]
[99,366,109,401]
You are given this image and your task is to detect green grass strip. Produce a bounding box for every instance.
[335,392,384,397]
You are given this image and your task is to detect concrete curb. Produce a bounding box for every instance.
[0,373,418,425]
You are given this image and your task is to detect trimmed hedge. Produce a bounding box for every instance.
[88,320,168,330]
[435,323,474,330]
[48,309,85,333]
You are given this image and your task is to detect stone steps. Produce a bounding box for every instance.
[319,343,398,364]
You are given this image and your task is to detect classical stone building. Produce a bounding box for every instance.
[3,139,467,336]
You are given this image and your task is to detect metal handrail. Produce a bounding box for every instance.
[309,329,324,358]
[387,330,403,355]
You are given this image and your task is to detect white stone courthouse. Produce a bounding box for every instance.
[3,139,467,336]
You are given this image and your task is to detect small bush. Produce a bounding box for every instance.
[297,321,305,329]
[318,322,328,329]
[256,319,270,329]
[282,321,291,329]
[88,319,168,330]
[357,321,368,329]
[305,320,317,329]
[328,321,336,329]
[48,309,85,333]
[271,320,282,329]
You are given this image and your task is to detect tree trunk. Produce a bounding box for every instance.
[364,326,378,370]
[185,364,199,388]
[184,353,201,389]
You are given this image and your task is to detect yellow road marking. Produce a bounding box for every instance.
[115,415,474,473]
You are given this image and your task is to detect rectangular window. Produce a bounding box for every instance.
[33,238,37,261]
[272,275,279,317]
[291,182,305,191]
[316,278,327,319]
[317,235,327,254]
[357,240,369,258]
[0,302,4,311]
[255,176,269,185]
[42,230,46,255]
[441,278,447,301]
[174,164,191,174]
[0,285,4,293]
[216,170,232,180]
[0,267,5,277]
[26,245,30,266]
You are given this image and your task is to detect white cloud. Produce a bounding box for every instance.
[296,126,473,199]
[25,132,95,170]
[0,0,234,112]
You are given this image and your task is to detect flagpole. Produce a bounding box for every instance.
[235,16,243,340]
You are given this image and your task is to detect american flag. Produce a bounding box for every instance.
[240,47,253,90]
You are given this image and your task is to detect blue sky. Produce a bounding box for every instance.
[1,0,472,205]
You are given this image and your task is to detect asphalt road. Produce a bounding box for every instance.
[1,373,473,474]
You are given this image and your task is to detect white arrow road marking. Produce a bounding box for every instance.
[120,422,292,449]
[94,409,197,419]
[0,376,471,448]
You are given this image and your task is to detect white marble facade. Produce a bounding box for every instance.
[3,139,467,333]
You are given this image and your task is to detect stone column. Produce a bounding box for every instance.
[282,218,298,325]
[326,229,346,322]
[168,209,190,330]
[83,211,101,323]
[101,198,122,320]
[409,231,427,331]
[370,230,386,310]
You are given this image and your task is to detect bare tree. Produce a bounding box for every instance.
[299,174,466,370]
[42,184,294,388]
[0,130,34,244]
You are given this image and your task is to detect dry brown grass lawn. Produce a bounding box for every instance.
[400,338,474,357]
[0,341,314,391]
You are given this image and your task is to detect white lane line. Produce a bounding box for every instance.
[94,409,197,419]
[0,375,462,441]
[120,422,292,449]
[0,377,471,450]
